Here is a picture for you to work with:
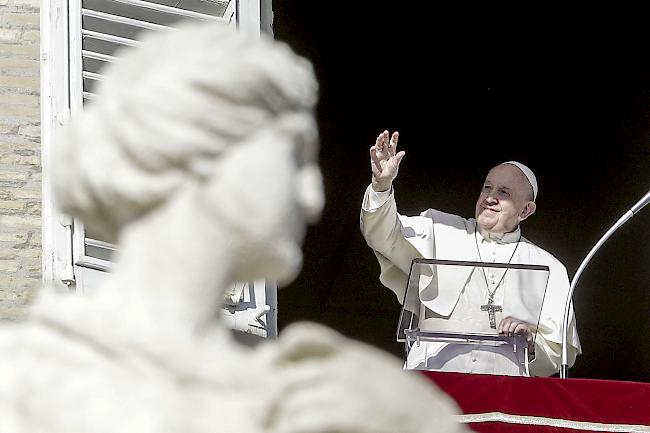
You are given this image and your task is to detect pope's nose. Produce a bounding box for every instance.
[484,194,498,205]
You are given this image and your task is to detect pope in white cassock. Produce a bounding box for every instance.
[360,130,582,377]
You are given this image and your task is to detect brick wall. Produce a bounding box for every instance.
[0,0,41,320]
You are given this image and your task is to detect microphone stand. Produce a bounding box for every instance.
[560,189,650,379]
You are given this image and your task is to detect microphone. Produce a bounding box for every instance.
[560,189,650,379]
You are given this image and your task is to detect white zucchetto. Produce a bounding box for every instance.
[502,161,538,200]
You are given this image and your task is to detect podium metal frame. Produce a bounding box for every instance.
[397,258,550,376]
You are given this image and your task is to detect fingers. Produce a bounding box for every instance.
[371,148,406,176]
[374,130,389,153]
[498,317,531,337]
[503,320,518,335]
[497,318,506,334]
[369,146,383,176]
[370,130,403,179]
[498,317,535,353]
[394,150,405,165]
[373,130,399,155]
[513,323,531,337]
[388,131,399,157]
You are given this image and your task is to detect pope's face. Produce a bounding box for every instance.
[474,164,535,234]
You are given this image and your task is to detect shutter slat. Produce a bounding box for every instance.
[82,71,104,80]
[82,8,172,31]
[82,49,118,63]
[83,29,141,47]
[109,0,225,22]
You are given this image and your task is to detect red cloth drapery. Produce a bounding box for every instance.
[420,371,650,432]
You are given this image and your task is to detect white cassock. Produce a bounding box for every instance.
[360,185,581,377]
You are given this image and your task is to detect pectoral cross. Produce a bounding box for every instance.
[481,295,502,329]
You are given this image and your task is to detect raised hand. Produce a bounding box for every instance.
[370,130,405,192]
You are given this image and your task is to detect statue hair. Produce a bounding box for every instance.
[53,21,318,243]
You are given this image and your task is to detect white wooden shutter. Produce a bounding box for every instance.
[41,0,277,339]
[71,0,235,108]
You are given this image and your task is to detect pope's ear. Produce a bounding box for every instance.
[519,201,536,222]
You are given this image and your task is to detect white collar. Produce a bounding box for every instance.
[476,225,521,245]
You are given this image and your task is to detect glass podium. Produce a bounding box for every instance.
[397,258,550,376]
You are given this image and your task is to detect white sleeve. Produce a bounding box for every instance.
[363,185,392,211]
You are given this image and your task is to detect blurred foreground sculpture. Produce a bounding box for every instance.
[0,22,467,432]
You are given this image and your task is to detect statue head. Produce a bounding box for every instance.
[53,21,323,285]
[37,25,468,433]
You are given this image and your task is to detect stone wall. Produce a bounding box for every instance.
[0,0,41,320]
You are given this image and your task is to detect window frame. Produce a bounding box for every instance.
[42,0,272,290]
[41,0,277,337]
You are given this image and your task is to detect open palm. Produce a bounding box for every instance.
[370,130,405,192]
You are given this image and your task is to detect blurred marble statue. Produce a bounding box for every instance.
[0,21,467,433]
